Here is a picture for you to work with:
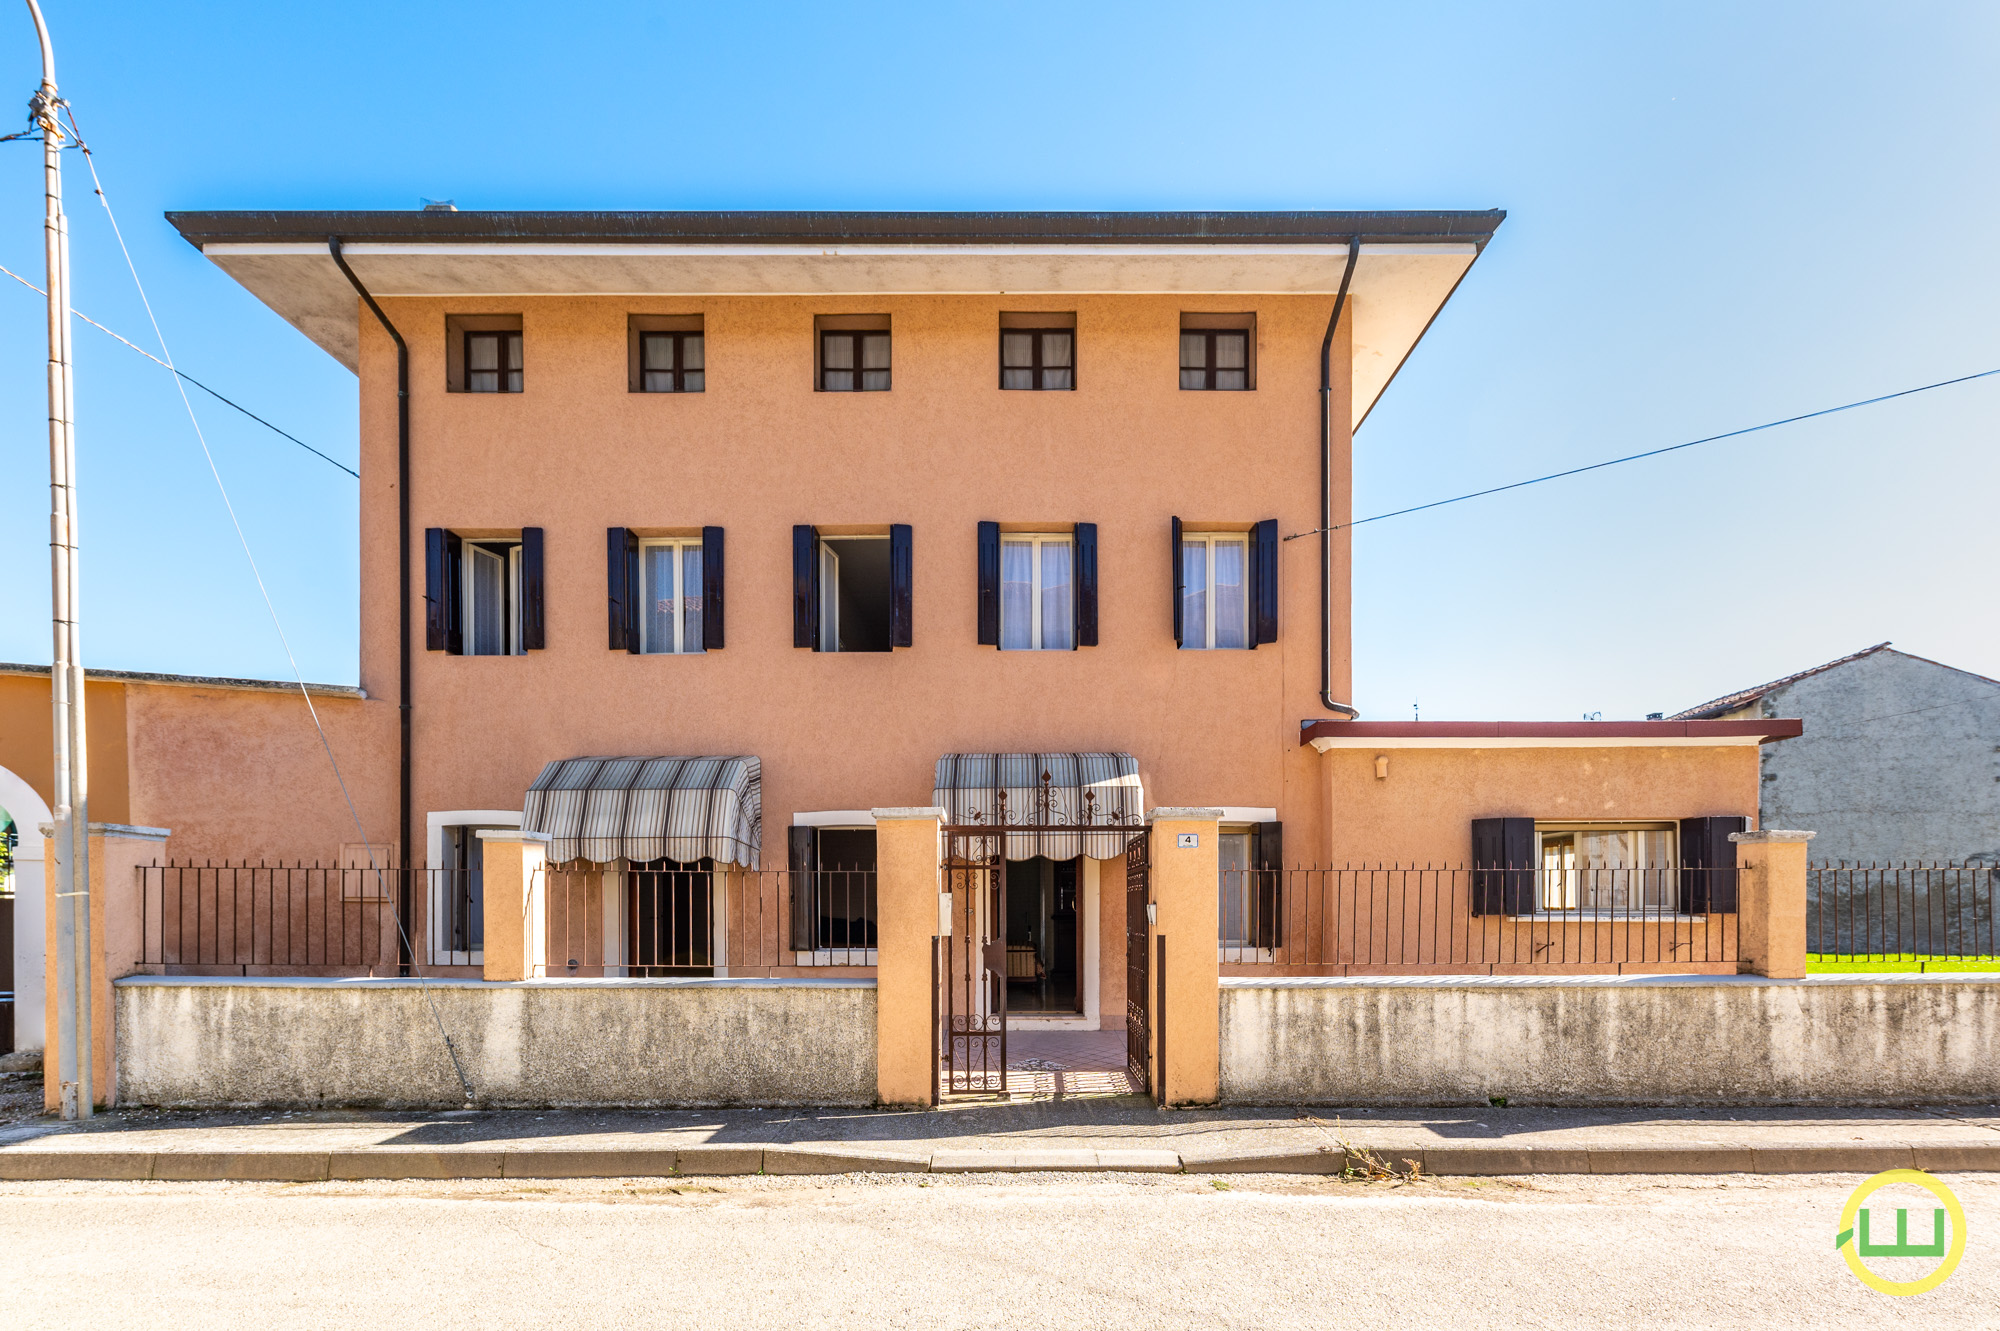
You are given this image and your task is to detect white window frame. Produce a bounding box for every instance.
[1179,531,1250,651]
[639,537,706,655]
[999,532,1074,651]
[1531,821,1684,918]
[425,809,521,965]
[462,541,523,656]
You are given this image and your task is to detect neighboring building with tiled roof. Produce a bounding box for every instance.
[1665,644,2000,865]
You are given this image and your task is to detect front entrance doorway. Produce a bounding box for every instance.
[1005,855,1081,1015]
[937,815,1147,1101]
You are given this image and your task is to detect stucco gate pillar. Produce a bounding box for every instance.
[871,807,943,1107]
[1148,808,1221,1106]
[1732,829,1813,979]
[40,821,170,1110]
[478,830,550,982]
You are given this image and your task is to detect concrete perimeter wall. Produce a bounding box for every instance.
[1220,974,2000,1106]
[116,977,876,1108]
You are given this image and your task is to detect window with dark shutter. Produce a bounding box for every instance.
[1679,816,1746,913]
[793,525,819,648]
[889,524,913,648]
[430,528,535,654]
[977,521,1000,647]
[1073,522,1098,647]
[788,825,817,953]
[424,528,459,653]
[1471,817,1536,916]
[607,527,639,652]
[701,526,726,651]
[1252,820,1284,948]
[1170,517,1184,646]
[519,528,545,651]
[1249,518,1278,646]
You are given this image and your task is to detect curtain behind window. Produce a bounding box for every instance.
[644,545,676,653]
[1000,541,1034,649]
[1212,539,1247,649]
[1181,542,1209,647]
[1040,541,1073,649]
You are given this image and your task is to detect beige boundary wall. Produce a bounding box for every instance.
[115,976,875,1109]
[1219,974,2000,1106]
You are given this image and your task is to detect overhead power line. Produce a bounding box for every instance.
[60,102,474,1102]
[1285,366,2000,540]
[0,259,359,479]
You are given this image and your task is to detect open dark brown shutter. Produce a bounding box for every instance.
[793,525,818,649]
[1251,518,1278,646]
[1073,522,1098,647]
[889,523,913,648]
[1253,821,1284,948]
[1471,817,1535,916]
[1171,516,1184,646]
[519,527,545,651]
[1679,816,1746,913]
[424,528,449,652]
[788,825,817,951]
[701,525,726,650]
[977,521,1000,646]
[607,527,637,652]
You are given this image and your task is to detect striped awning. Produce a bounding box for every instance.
[522,756,762,868]
[932,752,1143,861]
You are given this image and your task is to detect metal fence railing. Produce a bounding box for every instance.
[532,865,875,977]
[1217,865,1743,972]
[136,861,879,978]
[1808,863,1997,963]
[139,863,478,974]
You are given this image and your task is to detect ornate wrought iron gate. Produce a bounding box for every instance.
[940,829,1006,1094]
[1125,831,1152,1096]
[935,768,1148,1098]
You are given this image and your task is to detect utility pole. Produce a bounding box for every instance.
[26,0,90,1121]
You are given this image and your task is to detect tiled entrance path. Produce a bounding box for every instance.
[1001,1029,1138,1100]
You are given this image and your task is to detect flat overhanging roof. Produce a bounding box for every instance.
[1300,719,1804,750]
[165,209,1503,427]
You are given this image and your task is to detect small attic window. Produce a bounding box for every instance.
[445,314,524,393]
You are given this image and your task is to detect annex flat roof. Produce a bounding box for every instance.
[0,661,364,700]
[1299,718,1804,750]
[165,209,1504,429]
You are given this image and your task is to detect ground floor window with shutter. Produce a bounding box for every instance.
[1536,822,1677,912]
[1001,533,1074,650]
[788,823,878,963]
[1218,821,1283,954]
[639,539,705,654]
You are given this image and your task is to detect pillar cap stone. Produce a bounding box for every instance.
[870,806,946,821]
[1729,829,1816,843]
[475,828,551,843]
[1147,807,1224,823]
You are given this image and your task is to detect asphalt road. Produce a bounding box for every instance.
[3,1172,1994,1329]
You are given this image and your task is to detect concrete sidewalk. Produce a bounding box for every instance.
[4,1099,1999,1180]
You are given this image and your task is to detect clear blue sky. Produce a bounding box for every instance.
[0,0,1993,719]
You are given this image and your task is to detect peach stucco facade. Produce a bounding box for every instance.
[0,670,393,866]
[359,293,1353,857]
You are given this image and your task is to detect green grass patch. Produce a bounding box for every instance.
[1806,955,2000,974]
